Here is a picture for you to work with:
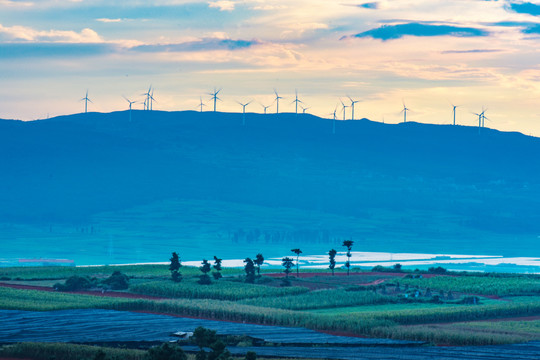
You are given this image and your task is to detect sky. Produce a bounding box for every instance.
[1,0,540,136]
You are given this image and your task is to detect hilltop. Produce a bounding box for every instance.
[0,111,539,264]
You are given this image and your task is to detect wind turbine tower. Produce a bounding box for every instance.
[330,105,338,134]
[261,103,271,114]
[274,89,283,114]
[123,96,137,122]
[142,86,152,111]
[209,88,222,112]
[237,100,252,125]
[198,96,206,112]
[348,96,360,121]
[401,102,410,123]
[340,99,349,121]
[451,104,460,125]
[473,110,484,134]
[80,90,92,113]
[291,90,303,115]
[149,88,156,111]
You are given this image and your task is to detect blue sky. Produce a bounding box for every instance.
[1,0,540,135]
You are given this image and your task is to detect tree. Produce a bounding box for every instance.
[281,257,294,286]
[146,343,187,360]
[192,327,231,360]
[169,252,182,283]
[53,275,97,291]
[291,248,302,277]
[342,240,354,275]
[198,259,212,285]
[193,326,218,350]
[328,249,337,276]
[102,270,129,290]
[213,256,223,280]
[244,257,256,283]
[245,352,257,360]
[254,253,264,276]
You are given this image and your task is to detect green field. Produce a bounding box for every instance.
[1,264,540,347]
[400,275,540,296]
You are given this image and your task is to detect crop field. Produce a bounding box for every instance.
[399,275,540,296]
[240,289,392,309]
[0,287,133,311]
[1,264,540,347]
[0,264,240,281]
[130,278,308,301]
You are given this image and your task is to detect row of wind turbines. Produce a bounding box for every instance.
[80,87,491,132]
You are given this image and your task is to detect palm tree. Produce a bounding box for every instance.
[342,240,354,275]
[291,248,302,277]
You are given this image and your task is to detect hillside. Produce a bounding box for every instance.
[0,110,539,264]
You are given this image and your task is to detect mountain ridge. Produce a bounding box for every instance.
[1,110,539,263]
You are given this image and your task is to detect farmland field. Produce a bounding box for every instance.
[1,264,539,350]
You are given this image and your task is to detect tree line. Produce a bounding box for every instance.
[169,239,354,286]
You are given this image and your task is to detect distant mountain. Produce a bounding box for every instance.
[1,111,539,263]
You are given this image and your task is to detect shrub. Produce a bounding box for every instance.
[245,351,257,360]
[428,266,447,274]
[102,271,129,290]
[53,275,97,291]
[146,343,186,360]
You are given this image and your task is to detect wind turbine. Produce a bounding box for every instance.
[291,90,303,115]
[400,102,410,123]
[348,96,360,121]
[198,96,207,112]
[472,109,485,134]
[123,96,137,122]
[274,89,283,114]
[260,103,271,114]
[451,103,460,125]
[209,88,222,112]
[328,105,338,134]
[340,99,349,121]
[149,88,156,111]
[237,100,252,125]
[80,90,92,113]
[301,105,310,114]
[142,86,152,111]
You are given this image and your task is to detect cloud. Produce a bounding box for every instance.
[507,2,540,16]
[0,42,115,59]
[358,2,378,9]
[96,18,124,23]
[522,23,540,34]
[441,49,502,54]
[132,38,261,52]
[0,0,33,6]
[0,24,102,43]
[208,1,235,11]
[347,23,489,41]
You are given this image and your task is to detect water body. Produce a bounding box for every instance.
[1,309,539,360]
